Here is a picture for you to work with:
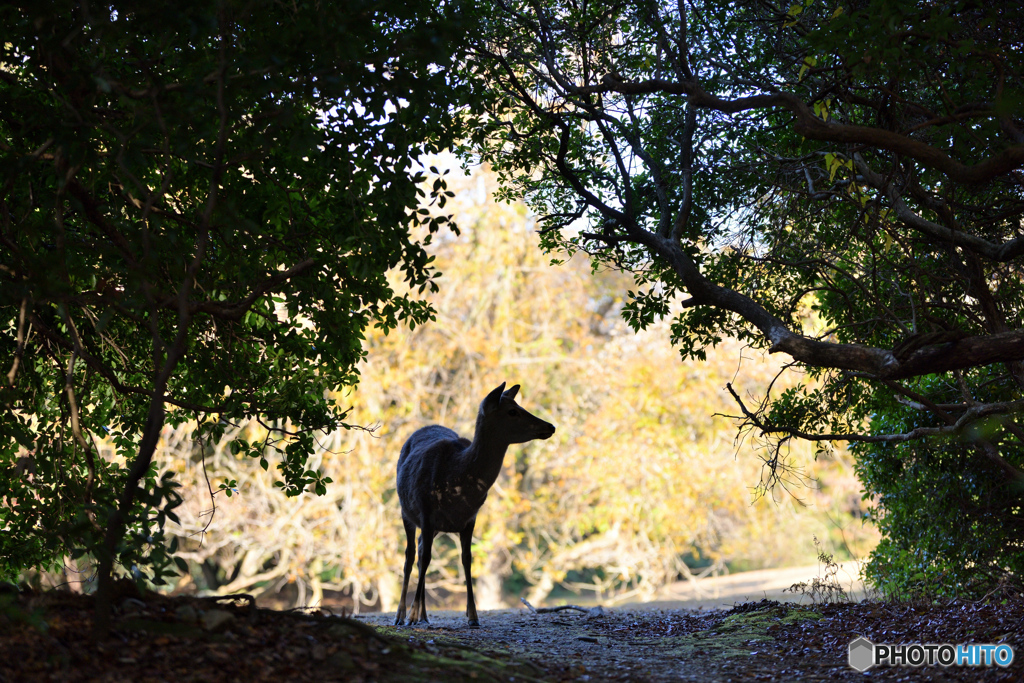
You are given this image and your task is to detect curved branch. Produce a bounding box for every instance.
[582,78,1024,185]
[645,231,1024,379]
[483,22,1024,382]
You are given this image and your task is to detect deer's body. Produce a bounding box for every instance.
[395,383,555,627]
[397,426,493,533]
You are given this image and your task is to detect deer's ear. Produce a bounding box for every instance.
[482,382,506,414]
[502,384,520,401]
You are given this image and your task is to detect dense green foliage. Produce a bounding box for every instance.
[0,0,469,588]
[858,375,1024,599]
[461,0,1024,596]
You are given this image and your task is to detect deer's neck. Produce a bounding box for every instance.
[461,418,510,486]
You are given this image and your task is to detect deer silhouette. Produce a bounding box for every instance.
[395,382,555,627]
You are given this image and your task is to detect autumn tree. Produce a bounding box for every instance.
[462,0,1024,594]
[0,0,469,625]
[157,170,870,611]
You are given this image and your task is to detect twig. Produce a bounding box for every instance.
[195,420,217,545]
[520,598,605,616]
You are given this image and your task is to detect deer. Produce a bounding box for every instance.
[394,382,555,628]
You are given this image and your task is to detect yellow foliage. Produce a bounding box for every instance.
[161,167,876,610]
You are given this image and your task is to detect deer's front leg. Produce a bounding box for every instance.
[460,519,479,628]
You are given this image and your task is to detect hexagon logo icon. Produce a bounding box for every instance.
[848,636,875,672]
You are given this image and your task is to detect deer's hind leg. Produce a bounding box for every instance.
[409,522,435,624]
[395,517,416,625]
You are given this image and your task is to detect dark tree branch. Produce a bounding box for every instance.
[187,259,319,320]
[6,298,31,387]
[855,155,1024,262]
[577,78,1024,185]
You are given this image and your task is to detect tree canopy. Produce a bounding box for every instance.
[461,0,1024,593]
[0,0,470,614]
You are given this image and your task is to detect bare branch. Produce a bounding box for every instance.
[726,381,1024,482]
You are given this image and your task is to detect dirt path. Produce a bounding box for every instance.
[355,563,863,680]
[360,604,848,682]
[359,604,1021,682]
[355,572,1021,683]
